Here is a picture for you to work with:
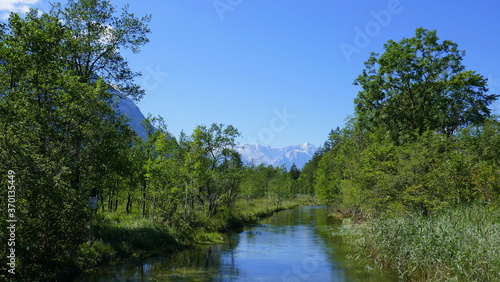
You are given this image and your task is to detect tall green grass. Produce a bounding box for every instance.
[345,204,500,281]
[234,198,299,220]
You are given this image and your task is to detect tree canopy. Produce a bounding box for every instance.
[354,28,498,144]
[306,28,500,217]
[50,0,151,100]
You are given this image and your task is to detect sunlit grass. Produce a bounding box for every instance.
[344,204,500,281]
[234,198,300,221]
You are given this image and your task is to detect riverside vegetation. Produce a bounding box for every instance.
[0,1,312,280]
[304,28,500,280]
[0,1,499,281]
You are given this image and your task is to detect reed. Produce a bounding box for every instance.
[346,204,500,281]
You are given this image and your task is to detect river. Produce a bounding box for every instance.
[76,206,398,281]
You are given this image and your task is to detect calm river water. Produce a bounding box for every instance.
[76,206,398,281]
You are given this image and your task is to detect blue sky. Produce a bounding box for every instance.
[4,0,500,148]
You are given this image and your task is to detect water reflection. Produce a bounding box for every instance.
[76,206,397,281]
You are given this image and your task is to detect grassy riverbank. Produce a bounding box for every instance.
[339,204,500,281]
[76,197,313,276]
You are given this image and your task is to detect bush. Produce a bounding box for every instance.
[76,240,116,268]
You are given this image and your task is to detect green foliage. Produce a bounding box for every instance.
[315,149,342,207]
[289,163,300,180]
[297,154,319,195]
[354,28,497,144]
[94,212,180,257]
[76,240,116,269]
[238,163,301,208]
[187,123,243,214]
[311,123,500,215]
[240,164,275,199]
[50,0,151,100]
[305,28,500,216]
[0,1,149,280]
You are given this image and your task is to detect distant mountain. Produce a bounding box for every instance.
[111,92,317,170]
[236,143,317,170]
[111,90,148,139]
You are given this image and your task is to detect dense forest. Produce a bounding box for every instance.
[1,0,499,281]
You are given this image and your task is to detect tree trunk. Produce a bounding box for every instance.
[108,193,113,211]
[142,192,146,217]
[126,194,132,213]
[100,192,105,212]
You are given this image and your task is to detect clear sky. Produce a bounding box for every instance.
[4,0,500,148]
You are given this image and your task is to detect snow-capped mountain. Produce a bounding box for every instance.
[111,93,317,170]
[236,143,317,170]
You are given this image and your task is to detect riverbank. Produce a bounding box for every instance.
[77,205,399,281]
[75,196,317,278]
[337,203,500,281]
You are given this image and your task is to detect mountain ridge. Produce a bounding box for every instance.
[113,95,317,169]
[236,143,316,169]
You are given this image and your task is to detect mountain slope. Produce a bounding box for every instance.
[112,92,148,139]
[236,143,317,170]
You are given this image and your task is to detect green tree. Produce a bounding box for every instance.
[268,166,291,208]
[288,163,301,196]
[0,1,150,279]
[354,28,497,144]
[298,156,320,195]
[50,0,151,100]
[190,123,242,215]
[240,164,274,199]
[289,163,300,180]
[298,129,340,196]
